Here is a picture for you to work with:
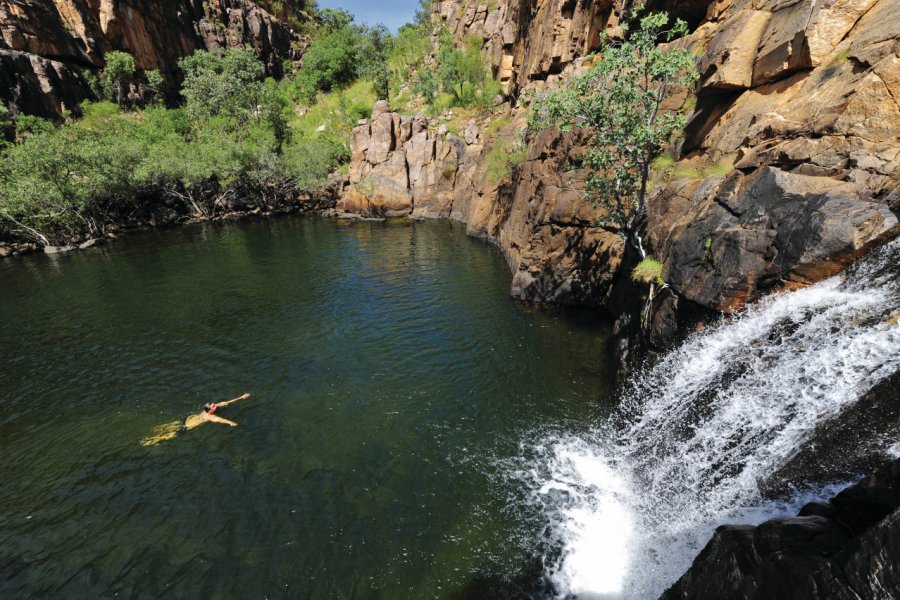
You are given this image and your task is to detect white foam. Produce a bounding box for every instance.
[513,239,900,599]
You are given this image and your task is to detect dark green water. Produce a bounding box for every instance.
[0,217,613,599]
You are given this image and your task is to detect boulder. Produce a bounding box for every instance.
[656,167,898,312]
[367,111,396,166]
[660,459,900,600]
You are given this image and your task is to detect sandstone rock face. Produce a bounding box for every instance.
[340,0,898,316]
[0,0,309,118]
[659,458,900,600]
[338,105,625,306]
[649,0,900,319]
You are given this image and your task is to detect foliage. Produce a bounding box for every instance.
[437,33,497,108]
[0,49,358,246]
[145,69,165,103]
[390,21,433,98]
[632,257,664,285]
[414,0,433,29]
[529,11,698,256]
[485,136,527,184]
[317,8,354,33]
[101,51,136,105]
[0,105,13,149]
[355,25,393,100]
[179,48,264,121]
[294,11,395,105]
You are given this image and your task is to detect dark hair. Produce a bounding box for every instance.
[203,402,216,413]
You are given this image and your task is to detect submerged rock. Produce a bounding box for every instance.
[659,459,900,600]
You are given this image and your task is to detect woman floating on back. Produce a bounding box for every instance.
[140,393,251,446]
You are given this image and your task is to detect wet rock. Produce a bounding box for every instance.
[78,238,103,250]
[659,459,900,600]
[43,245,77,254]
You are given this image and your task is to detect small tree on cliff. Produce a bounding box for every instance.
[528,11,698,258]
[101,51,136,106]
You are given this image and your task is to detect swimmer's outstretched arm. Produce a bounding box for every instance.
[216,393,251,408]
[205,414,238,427]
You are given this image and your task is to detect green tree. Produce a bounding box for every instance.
[179,48,264,122]
[414,0,433,29]
[145,69,165,104]
[317,8,354,32]
[0,105,12,149]
[101,51,136,105]
[529,11,698,257]
[293,26,359,103]
[356,24,392,100]
[437,33,492,107]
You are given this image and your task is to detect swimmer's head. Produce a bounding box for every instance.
[203,402,217,413]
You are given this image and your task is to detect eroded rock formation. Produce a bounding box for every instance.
[0,0,310,118]
[338,101,625,306]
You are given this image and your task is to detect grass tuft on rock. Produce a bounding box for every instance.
[632,257,664,284]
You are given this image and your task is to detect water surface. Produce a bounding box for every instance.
[0,217,614,599]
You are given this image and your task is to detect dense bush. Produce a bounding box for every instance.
[0,2,463,247]
[293,14,392,104]
[101,51,136,105]
[179,48,265,121]
[432,32,501,109]
[0,82,345,246]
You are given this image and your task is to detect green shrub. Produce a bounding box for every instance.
[179,48,264,122]
[632,257,664,284]
[0,48,354,245]
[145,69,165,103]
[293,18,391,105]
[435,33,500,108]
[485,136,527,184]
[101,51,136,105]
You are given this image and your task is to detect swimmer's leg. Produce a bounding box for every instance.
[140,421,181,446]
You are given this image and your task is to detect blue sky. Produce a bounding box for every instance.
[316,1,420,32]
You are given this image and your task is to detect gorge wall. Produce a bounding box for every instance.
[0,0,311,118]
[338,0,900,350]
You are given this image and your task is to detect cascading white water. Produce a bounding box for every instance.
[511,238,900,599]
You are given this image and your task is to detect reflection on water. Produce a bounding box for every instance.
[0,217,614,599]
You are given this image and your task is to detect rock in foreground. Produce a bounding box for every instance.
[660,459,900,600]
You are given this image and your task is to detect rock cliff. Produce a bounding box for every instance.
[339,0,900,331]
[0,0,311,118]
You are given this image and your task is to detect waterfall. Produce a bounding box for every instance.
[511,238,900,599]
